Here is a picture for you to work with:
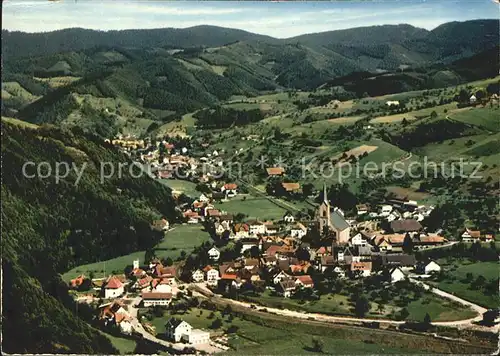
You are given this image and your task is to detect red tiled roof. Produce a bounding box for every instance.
[207,209,221,217]
[266,167,285,176]
[70,275,86,288]
[137,276,153,287]
[234,223,249,232]
[281,182,300,192]
[295,275,314,285]
[419,235,446,243]
[105,276,123,289]
[466,229,481,238]
[224,183,238,190]
[115,313,129,323]
[221,273,238,280]
[142,292,173,300]
[203,265,214,272]
[131,268,145,277]
[351,262,372,271]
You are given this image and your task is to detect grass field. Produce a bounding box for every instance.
[98,330,136,354]
[154,225,212,260]
[432,259,499,309]
[62,225,212,281]
[147,307,418,355]
[157,179,199,198]
[247,289,476,322]
[450,107,500,132]
[2,117,39,129]
[216,194,287,220]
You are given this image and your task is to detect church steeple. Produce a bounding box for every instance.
[323,182,329,206]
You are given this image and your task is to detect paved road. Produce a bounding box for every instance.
[408,278,490,328]
[191,282,498,331]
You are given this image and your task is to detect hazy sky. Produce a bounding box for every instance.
[3,0,499,38]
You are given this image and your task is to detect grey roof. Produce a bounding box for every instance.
[357,245,373,256]
[381,254,416,266]
[166,317,184,329]
[390,219,422,233]
[279,279,296,291]
[330,211,350,231]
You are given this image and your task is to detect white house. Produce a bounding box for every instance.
[104,276,124,299]
[249,221,266,236]
[188,329,211,345]
[142,292,172,307]
[379,205,393,217]
[241,239,260,253]
[208,247,221,261]
[356,204,369,215]
[424,261,441,274]
[283,212,295,223]
[291,223,307,239]
[273,271,292,285]
[165,318,193,343]
[199,193,210,202]
[469,95,477,104]
[390,267,406,283]
[265,224,279,235]
[118,319,133,335]
[192,269,204,282]
[333,266,346,279]
[350,233,367,246]
[386,100,400,107]
[461,228,481,243]
[205,268,220,287]
[221,183,238,198]
[154,280,173,294]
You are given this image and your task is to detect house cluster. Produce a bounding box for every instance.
[130,259,178,307]
[105,135,146,151]
[357,193,435,223]
[180,193,239,225]
[184,185,448,298]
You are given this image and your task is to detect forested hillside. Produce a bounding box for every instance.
[2,20,498,136]
[2,121,180,353]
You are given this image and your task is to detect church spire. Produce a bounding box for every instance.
[323,182,329,205]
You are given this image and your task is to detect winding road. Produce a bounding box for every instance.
[190,280,497,332]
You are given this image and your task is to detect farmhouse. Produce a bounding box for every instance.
[295,275,314,288]
[350,261,372,277]
[208,247,221,261]
[277,279,297,297]
[461,228,481,243]
[423,261,441,274]
[151,218,169,231]
[103,276,124,299]
[266,167,285,176]
[290,223,307,238]
[390,267,406,283]
[282,182,301,193]
[165,318,193,343]
[192,269,204,282]
[283,212,295,223]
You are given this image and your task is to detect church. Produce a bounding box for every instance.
[317,184,351,245]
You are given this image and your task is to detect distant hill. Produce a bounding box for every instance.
[1,25,277,60]
[2,19,498,134]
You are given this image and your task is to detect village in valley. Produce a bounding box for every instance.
[66,130,499,354]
